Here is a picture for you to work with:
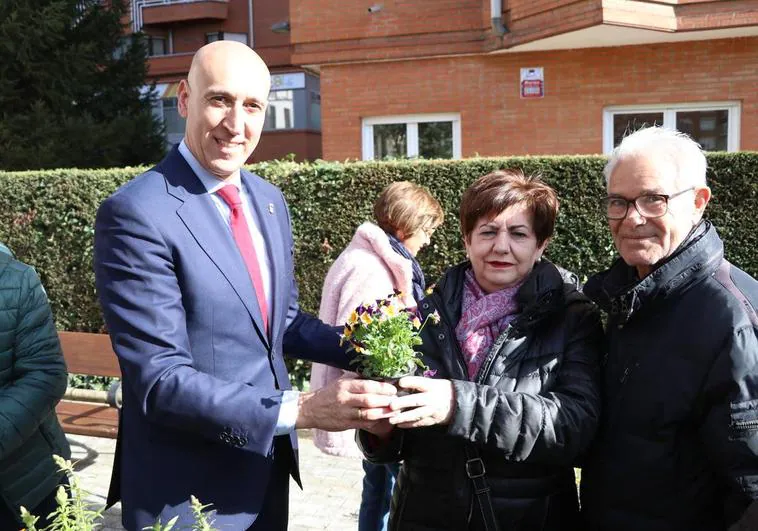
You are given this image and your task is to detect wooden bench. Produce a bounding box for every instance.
[56,331,121,439]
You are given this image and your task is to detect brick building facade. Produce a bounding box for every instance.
[289,0,758,160]
[132,0,321,161]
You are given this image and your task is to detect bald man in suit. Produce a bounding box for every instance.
[94,41,395,531]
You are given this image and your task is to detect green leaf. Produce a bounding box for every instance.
[1,153,757,388]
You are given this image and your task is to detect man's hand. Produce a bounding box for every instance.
[296,378,397,431]
[388,376,455,428]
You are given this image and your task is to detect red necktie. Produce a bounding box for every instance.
[216,184,269,334]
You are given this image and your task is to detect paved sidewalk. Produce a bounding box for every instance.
[69,430,364,530]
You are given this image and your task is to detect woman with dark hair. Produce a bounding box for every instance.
[310,181,444,531]
[359,170,603,531]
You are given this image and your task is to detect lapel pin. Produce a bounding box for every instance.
[268,203,274,214]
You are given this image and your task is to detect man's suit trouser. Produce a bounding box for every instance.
[248,435,291,530]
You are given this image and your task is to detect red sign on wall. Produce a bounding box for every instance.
[520,67,545,99]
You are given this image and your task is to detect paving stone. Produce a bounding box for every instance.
[68,429,364,530]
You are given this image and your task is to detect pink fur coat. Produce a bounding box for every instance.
[310,222,415,457]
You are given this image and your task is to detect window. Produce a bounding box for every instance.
[262,72,321,131]
[205,32,248,45]
[146,35,167,57]
[264,90,294,130]
[161,97,186,147]
[144,84,185,148]
[603,103,740,153]
[362,114,461,160]
[309,91,321,130]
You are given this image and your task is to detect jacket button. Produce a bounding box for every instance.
[438,333,445,340]
[423,303,429,309]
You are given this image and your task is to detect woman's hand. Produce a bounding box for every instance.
[388,376,455,428]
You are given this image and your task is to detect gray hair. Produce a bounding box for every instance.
[603,127,707,189]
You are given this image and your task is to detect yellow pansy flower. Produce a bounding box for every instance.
[381,304,397,317]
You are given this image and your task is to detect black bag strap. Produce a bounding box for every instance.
[464,444,501,531]
[715,260,758,328]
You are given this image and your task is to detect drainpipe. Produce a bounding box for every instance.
[248,0,255,47]
[490,0,507,36]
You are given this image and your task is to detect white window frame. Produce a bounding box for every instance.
[206,32,248,45]
[362,113,462,160]
[603,102,741,154]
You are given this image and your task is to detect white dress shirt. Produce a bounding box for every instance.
[178,140,272,308]
[178,140,299,435]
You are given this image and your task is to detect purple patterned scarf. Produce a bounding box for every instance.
[455,268,522,380]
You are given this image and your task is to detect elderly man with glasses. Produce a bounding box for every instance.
[580,126,758,531]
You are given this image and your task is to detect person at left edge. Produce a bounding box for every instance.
[0,245,71,530]
[93,41,396,531]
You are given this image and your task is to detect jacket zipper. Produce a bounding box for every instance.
[606,324,640,434]
[427,293,535,384]
[473,325,515,384]
[432,298,517,384]
[732,419,758,432]
[474,295,550,384]
[427,295,499,527]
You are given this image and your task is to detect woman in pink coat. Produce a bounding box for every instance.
[310,181,443,531]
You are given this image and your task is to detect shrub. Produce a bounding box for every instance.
[20,456,216,531]
[1,154,756,387]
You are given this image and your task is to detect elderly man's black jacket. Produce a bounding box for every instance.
[581,221,758,531]
[360,259,603,531]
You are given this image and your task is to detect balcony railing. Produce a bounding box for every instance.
[132,0,228,32]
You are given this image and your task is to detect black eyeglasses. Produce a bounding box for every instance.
[602,187,695,220]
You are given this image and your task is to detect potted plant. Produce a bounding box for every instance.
[340,290,439,383]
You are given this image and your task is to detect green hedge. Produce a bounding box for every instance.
[1,154,756,386]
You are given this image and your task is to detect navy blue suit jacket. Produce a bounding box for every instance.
[94,148,350,530]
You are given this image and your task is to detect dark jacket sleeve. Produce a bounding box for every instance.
[356,428,404,464]
[698,323,758,523]
[280,190,354,370]
[447,302,603,465]
[283,312,351,369]
[0,265,67,460]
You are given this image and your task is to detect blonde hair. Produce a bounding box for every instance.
[373,181,444,238]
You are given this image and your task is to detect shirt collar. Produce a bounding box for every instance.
[178,139,242,194]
